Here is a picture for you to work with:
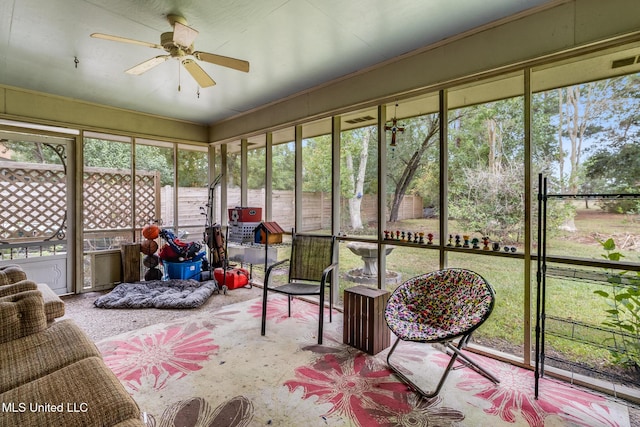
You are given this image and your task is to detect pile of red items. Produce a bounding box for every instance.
[158,229,205,263]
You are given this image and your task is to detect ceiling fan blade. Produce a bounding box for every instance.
[193,51,250,73]
[90,33,163,50]
[126,55,170,75]
[173,21,199,48]
[182,59,216,87]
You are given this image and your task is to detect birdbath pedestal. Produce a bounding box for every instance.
[345,242,401,286]
[346,242,392,276]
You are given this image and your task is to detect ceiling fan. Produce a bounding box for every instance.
[90,14,249,88]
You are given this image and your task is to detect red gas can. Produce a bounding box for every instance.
[214,267,250,289]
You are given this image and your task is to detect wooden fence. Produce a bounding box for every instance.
[161,186,424,232]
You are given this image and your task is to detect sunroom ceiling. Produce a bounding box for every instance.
[0,0,558,126]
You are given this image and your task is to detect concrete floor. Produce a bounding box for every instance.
[60,284,263,342]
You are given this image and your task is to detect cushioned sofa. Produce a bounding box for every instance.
[0,265,145,427]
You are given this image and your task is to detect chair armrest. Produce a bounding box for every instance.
[0,290,48,344]
[0,265,28,286]
[0,280,38,298]
[265,259,289,285]
[320,262,339,284]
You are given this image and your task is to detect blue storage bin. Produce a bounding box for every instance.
[164,260,202,280]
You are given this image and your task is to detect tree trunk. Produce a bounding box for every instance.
[389,116,439,222]
[558,88,565,192]
[347,129,370,230]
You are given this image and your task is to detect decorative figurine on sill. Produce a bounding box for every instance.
[401,231,406,241]
[510,246,517,253]
[471,237,480,249]
[384,230,390,240]
[406,231,412,242]
[504,246,510,252]
[463,235,470,248]
[414,232,420,243]
[396,230,400,240]
[492,242,500,251]
[482,236,490,251]
[455,235,462,247]
[426,233,433,245]
[447,234,453,246]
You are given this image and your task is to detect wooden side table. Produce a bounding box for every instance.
[343,285,391,355]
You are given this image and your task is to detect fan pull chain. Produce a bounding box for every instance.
[178,60,181,92]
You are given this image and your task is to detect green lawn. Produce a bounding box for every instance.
[334,206,639,377]
[253,208,637,379]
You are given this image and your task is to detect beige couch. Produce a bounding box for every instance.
[0,265,144,427]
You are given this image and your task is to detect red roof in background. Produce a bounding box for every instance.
[258,222,285,234]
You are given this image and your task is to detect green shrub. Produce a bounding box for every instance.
[593,238,640,370]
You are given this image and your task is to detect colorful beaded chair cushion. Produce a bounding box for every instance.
[384,268,495,342]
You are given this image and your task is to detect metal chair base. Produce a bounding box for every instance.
[386,335,500,398]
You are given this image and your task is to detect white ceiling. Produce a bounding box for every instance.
[0,0,556,125]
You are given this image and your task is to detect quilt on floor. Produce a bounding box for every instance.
[94,279,218,309]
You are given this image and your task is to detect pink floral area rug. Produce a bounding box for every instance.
[96,295,631,427]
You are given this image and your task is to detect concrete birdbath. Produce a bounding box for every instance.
[345,241,401,285]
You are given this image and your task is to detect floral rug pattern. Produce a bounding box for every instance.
[96,295,630,427]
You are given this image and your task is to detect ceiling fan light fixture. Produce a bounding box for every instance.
[173,21,199,49]
[90,14,249,87]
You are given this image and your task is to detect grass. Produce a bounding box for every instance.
[332,205,640,379]
[254,207,638,380]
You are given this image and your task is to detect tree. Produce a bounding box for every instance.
[386,114,439,222]
[447,98,525,241]
[341,127,374,230]
[301,135,332,192]
[247,148,266,189]
[178,150,208,187]
[557,81,611,193]
[584,142,640,213]
[271,143,295,191]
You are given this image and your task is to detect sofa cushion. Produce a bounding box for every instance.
[0,290,47,344]
[0,356,144,427]
[37,282,65,321]
[0,280,38,298]
[0,319,101,393]
[0,264,27,285]
[0,280,65,322]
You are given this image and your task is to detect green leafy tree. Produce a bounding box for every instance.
[135,144,174,186]
[447,98,525,241]
[341,126,377,230]
[386,114,439,222]
[5,140,65,165]
[302,135,332,192]
[178,150,208,187]
[247,148,266,189]
[272,143,295,191]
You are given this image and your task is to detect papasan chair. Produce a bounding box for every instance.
[384,268,500,397]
